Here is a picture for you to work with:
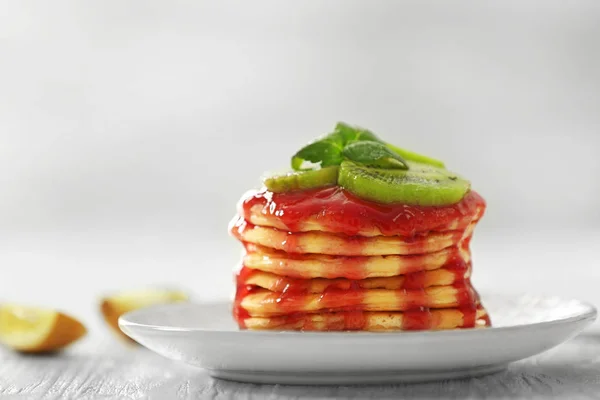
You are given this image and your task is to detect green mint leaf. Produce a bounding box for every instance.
[342,141,409,169]
[292,122,383,170]
[292,140,344,170]
[333,122,361,144]
[334,122,382,144]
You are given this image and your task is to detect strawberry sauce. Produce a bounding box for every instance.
[240,187,485,237]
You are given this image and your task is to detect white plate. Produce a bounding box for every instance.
[119,294,596,385]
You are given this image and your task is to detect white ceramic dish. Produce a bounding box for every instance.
[119,294,596,385]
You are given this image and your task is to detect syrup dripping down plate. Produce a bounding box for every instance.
[119,293,596,385]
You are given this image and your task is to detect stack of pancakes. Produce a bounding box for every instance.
[230,187,490,331]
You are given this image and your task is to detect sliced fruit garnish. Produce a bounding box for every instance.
[263,166,339,193]
[338,161,470,206]
[272,122,461,200]
[100,288,188,341]
[0,304,86,353]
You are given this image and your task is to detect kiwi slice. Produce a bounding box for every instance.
[264,166,339,193]
[338,161,470,205]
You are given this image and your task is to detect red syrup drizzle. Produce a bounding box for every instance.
[243,243,468,280]
[232,266,256,328]
[235,280,476,317]
[240,186,486,237]
[401,305,486,330]
[281,232,301,254]
[455,235,483,328]
[402,307,434,331]
[236,258,470,293]
[281,281,367,331]
[398,256,480,331]
[232,218,467,256]
[455,282,477,329]
[233,254,483,330]
[233,264,484,330]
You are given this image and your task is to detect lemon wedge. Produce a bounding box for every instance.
[100,288,188,341]
[0,304,86,353]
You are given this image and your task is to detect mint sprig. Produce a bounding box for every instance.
[334,121,381,144]
[291,138,344,170]
[292,122,409,171]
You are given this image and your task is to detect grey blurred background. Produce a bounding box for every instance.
[1,1,599,330]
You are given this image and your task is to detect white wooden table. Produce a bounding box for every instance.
[1,334,600,399]
[1,229,599,399]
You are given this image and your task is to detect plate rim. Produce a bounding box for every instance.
[118,293,598,338]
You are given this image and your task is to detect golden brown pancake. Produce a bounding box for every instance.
[238,266,471,292]
[242,308,490,331]
[230,216,474,256]
[238,285,477,317]
[242,243,470,279]
[238,187,487,238]
[242,200,485,237]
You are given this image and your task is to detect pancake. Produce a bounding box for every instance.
[238,187,486,237]
[243,195,484,237]
[231,184,489,332]
[237,285,477,317]
[230,217,475,256]
[242,243,470,279]
[240,308,490,331]
[238,265,472,292]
